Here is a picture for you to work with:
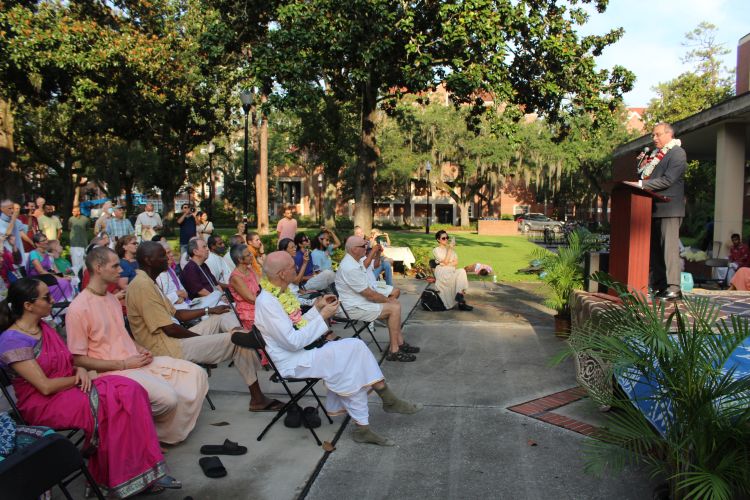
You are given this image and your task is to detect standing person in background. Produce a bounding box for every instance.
[18,202,38,254]
[106,206,135,243]
[640,122,686,301]
[37,203,62,242]
[135,203,162,242]
[94,200,113,235]
[67,205,90,273]
[1,199,31,266]
[233,220,248,245]
[32,197,45,219]
[196,211,214,241]
[176,204,196,256]
[276,206,298,241]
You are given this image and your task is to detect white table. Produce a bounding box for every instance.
[382,246,416,269]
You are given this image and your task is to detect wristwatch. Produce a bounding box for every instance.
[204,307,209,316]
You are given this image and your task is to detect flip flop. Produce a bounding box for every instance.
[200,439,247,456]
[199,456,227,478]
[249,399,285,412]
[154,475,182,489]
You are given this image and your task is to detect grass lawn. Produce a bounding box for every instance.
[387,231,541,283]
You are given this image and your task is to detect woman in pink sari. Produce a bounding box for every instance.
[228,243,268,366]
[0,278,177,497]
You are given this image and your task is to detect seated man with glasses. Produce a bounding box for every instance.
[334,236,419,362]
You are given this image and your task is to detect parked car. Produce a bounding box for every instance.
[517,213,564,233]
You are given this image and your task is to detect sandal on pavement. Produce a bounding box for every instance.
[199,456,227,478]
[458,303,474,311]
[385,351,416,362]
[399,342,420,354]
[249,399,285,412]
[200,439,247,456]
[154,475,182,489]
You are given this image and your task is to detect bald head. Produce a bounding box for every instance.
[346,236,365,252]
[263,250,295,278]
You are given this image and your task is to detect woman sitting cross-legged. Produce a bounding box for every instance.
[26,232,75,302]
[432,230,473,311]
[0,277,178,497]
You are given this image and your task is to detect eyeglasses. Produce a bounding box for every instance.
[439,236,448,240]
[33,294,53,304]
[356,244,367,248]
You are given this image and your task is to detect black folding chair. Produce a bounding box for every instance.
[35,274,72,325]
[0,433,105,500]
[231,327,332,446]
[329,283,383,352]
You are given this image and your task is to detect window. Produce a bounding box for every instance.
[514,205,530,215]
[279,181,302,206]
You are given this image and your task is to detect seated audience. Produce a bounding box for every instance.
[369,229,394,285]
[726,233,750,283]
[223,234,245,274]
[66,247,208,444]
[0,277,175,496]
[253,251,422,446]
[47,240,73,276]
[294,232,335,290]
[181,237,224,299]
[335,236,419,362]
[228,244,260,330]
[115,234,139,287]
[196,211,214,241]
[246,232,266,278]
[156,242,192,309]
[280,238,308,287]
[206,235,230,284]
[432,230,473,311]
[310,229,339,272]
[26,233,75,302]
[126,241,283,412]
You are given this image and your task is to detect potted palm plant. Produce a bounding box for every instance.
[535,229,594,338]
[558,273,750,499]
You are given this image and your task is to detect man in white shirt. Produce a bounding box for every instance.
[135,203,163,242]
[223,235,245,273]
[335,236,419,362]
[206,235,230,285]
[252,251,421,446]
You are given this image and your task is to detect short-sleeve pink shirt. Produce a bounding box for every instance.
[66,289,139,360]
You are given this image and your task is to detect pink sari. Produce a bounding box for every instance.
[0,323,166,497]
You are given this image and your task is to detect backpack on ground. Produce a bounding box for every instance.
[420,288,446,311]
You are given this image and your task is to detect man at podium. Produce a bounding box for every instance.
[638,122,686,300]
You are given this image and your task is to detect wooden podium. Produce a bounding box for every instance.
[608,181,666,295]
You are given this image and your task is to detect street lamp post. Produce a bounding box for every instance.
[425,160,432,234]
[239,91,253,218]
[317,173,323,226]
[207,141,215,220]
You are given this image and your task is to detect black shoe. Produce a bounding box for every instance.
[284,404,302,428]
[302,406,322,429]
[399,342,420,354]
[458,303,474,311]
[455,293,466,304]
[385,351,417,362]
[655,289,682,301]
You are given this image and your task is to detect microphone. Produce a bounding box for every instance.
[636,146,651,169]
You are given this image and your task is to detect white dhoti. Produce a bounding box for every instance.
[304,270,336,290]
[70,247,85,274]
[292,338,383,425]
[107,356,209,444]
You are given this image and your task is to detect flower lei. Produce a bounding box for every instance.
[638,138,681,179]
[260,278,308,329]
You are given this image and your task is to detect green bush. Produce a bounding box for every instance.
[500,214,514,220]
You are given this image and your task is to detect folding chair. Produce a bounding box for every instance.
[0,368,104,499]
[35,274,72,325]
[329,283,383,352]
[231,327,332,446]
[0,433,105,500]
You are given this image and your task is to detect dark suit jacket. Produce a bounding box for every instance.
[642,145,686,218]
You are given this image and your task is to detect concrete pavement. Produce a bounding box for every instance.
[54,278,654,499]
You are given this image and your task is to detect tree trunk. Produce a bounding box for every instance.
[459,201,470,227]
[324,181,336,228]
[256,94,270,234]
[353,81,378,233]
[0,98,22,200]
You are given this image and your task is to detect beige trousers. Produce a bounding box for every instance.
[180,313,259,386]
[108,356,208,444]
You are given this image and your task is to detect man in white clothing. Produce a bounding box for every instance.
[135,203,163,242]
[252,251,422,446]
[223,235,245,273]
[206,235,230,284]
[335,236,418,362]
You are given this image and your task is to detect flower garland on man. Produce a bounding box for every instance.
[248,251,422,446]
[638,138,682,179]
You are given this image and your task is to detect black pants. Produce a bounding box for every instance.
[649,217,682,292]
